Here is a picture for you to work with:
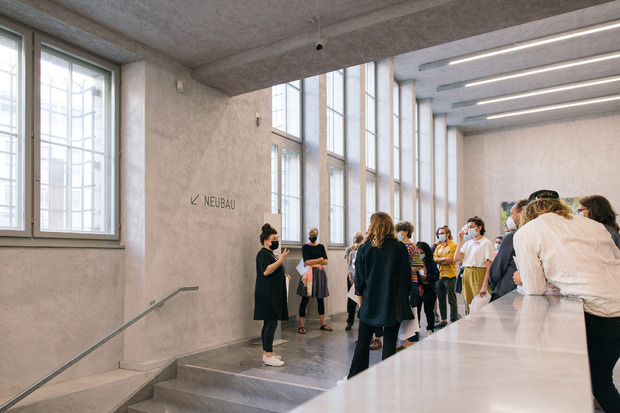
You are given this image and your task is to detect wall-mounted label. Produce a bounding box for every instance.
[191,194,236,210]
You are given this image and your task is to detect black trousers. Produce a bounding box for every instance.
[584,312,620,412]
[299,296,325,317]
[346,278,357,325]
[417,284,437,332]
[261,320,278,353]
[348,320,399,379]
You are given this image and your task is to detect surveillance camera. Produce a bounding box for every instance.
[315,36,328,50]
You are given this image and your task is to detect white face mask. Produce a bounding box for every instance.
[438,234,446,242]
[396,232,404,241]
[464,234,473,242]
[495,243,500,250]
[467,227,478,238]
[505,216,518,231]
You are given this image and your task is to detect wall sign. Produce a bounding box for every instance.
[191,194,236,210]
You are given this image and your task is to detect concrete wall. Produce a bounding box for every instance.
[462,113,620,239]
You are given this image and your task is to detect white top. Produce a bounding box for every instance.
[460,237,494,267]
[513,213,620,317]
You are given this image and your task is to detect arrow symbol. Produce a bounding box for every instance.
[191,195,199,205]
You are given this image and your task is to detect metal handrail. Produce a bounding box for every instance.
[0,285,199,413]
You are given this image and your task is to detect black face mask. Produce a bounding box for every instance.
[309,236,317,243]
[269,241,279,250]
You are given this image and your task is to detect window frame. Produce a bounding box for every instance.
[326,69,345,157]
[0,19,120,244]
[327,156,345,246]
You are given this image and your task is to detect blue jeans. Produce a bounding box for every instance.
[584,312,620,412]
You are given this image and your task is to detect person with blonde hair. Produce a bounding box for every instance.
[513,190,620,411]
[345,212,413,379]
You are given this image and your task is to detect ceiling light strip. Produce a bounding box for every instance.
[477,76,620,105]
[486,95,620,120]
[450,21,620,66]
[465,52,620,88]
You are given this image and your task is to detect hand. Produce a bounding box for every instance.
[457,230,465,241]
[513,271,521,286]
[281,248,290,260]
[285,274,291,280]
[479,285,487,297]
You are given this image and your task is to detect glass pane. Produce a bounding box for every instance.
[270,144,278,214]
[281,148,300,242]
[365,62,375,97]
[366,178,376,230]
[366,131,375,170]
[286,83,300,138]
[394,187,400,223]
[40,47,112,234]
[326,108,334,153]
[394,146,400,181]
[333,113,344,156]
[366,94,375,133]
[329,165,344,244]
[271,84,285,131]
[0,31,24,231]
[334,70,344,113]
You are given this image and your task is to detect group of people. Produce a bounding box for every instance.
[252,192,620,411]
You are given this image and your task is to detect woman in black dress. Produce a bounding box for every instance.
[254,223,290,367]
[296,227,332,333]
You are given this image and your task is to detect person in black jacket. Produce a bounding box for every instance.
[346,212,413,379]
[254,223,290,367]
[489,199,528,301]
[416,241,439,336]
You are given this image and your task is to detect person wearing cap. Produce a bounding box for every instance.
[488,199,528,301]
[454,216,494,314]
[513,191,620,412]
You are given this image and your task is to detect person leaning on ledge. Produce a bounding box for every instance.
[513,189,620,412]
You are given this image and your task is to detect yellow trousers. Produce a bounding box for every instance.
[462,267,489,314]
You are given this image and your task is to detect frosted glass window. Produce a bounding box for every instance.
[393,81,400,181]
[327,70,344,156]
[272,81,301,138]
[329,165,344,244]
[366,178,376,230]
[394,186,400,224]
[365,62,376,170]
[281,148,301,242]
[270,144,278,214]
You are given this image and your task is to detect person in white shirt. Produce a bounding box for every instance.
[513,190,620,412]
[454,216,494,314]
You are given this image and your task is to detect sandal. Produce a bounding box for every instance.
[319,325,333,331]
[298,327,306,334]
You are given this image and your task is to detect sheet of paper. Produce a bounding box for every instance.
[296,258,307,276]
[347,284,361,306]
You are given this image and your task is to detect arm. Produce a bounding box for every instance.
[264,249,290,275]
[513,231,548,295]
[479,259,492,296]
[304,258,326,266]
[454,231,465,262]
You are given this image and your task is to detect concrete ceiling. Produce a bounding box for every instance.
[2,0,619,133]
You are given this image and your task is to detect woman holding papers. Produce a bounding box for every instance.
[296,227,331,333]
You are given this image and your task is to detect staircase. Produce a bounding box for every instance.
[127,357,331,413]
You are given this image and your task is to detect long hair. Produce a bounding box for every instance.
[416,241,434,266]
[365,212,395,248]
[580,195,619,233]
[522,198,573,225]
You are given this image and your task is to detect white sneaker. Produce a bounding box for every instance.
[262,354,285,367]
[272,353,282,359]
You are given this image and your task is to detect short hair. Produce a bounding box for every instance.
[436,225,452,239]
[309,227,318,234]
[260,223,277,244]
[495,235,503,241]
[522,198,573,225]
[467,216,486,235]
[395,221,414,239]
[365,212,395,248]
[580,195,619,233]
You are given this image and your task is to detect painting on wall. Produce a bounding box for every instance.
[500,197,582,234]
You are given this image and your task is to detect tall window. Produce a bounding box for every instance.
[0,28,24,232]
[415,100,420,240]
[365,177,376,230]
[393,81,400,181]
[270,144,278,214]
[280,147,301,242]
[329,165,344,244]
[394,186,400,224]
[326,70,344,156]
[1,22,118,240]
[365,62,376,170]
[272,81,301,138]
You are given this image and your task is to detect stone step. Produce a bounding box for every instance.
[128,399,209,413]
[177,362,329,403]
[153,378,298,413]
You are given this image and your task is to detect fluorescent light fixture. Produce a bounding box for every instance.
[477,76,620,105]
[420,20,620,70]
[466,52,620,88]
[485,95,620,120]
[450,21,620,65]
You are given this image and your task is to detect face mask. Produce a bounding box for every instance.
[467,227,478,238]
[438,234,446,242]
[309,236,317,243]
[396,232,404,241]
[269,240,279,250]
[495,243,500,250]
[505,216,518,231]
[420,254,426,260]
[464,234,473,242]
